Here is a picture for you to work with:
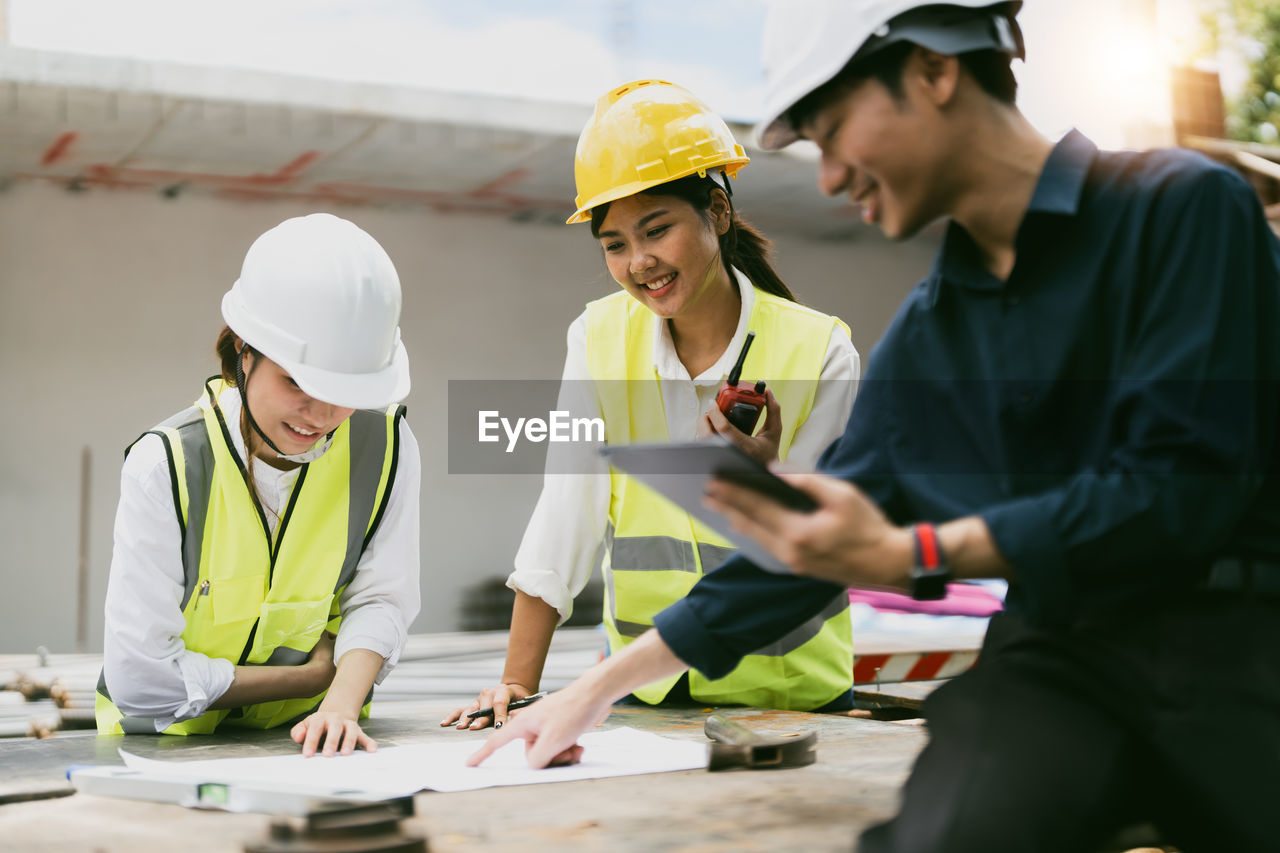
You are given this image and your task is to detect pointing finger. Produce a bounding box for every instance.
[467,724,519,767]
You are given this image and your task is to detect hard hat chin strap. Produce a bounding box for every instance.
[234,347,334,464]
[707,168,733,199]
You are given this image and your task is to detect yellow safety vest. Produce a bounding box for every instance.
[96,379,404,735]
[586,286,854,709]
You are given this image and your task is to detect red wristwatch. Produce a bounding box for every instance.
[910,523,951,601]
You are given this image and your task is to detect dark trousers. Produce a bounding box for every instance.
[860,591,1280,853]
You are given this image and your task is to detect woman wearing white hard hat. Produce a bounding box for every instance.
[443,79,861,731]
[97,213,420,756]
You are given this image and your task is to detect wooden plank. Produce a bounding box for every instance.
[397,627,605,662]
[854,679,948,711]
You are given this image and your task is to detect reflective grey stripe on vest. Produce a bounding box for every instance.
[603,524,811,642]
[175,413,215,609]
[603,523,697,635]
[126,406,213,611]
[259,646,309,666]
[600,517,849,651]
[612,588,848,651]
[605,524,698,573]
[749,592,850,657]
[697,543,737,574]
[604,526,737,575]
[151,405,398,609]
[334,407,400,593]
[612,618,652,640]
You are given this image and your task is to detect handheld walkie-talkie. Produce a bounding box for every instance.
[715,331,767,434]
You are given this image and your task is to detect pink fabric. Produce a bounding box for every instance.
[849,583,1003,617]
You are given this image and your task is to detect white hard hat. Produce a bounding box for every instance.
[221,213,411,409]
[755,0,1024,151]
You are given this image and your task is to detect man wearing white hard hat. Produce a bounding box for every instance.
[472,3,1279,850]
[98,213,421,758]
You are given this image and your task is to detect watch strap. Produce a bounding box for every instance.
[910,523,950,601]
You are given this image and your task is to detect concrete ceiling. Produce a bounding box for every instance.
[0,45,866,238]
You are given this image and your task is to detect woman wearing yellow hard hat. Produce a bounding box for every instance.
[97,213,420,756]
[443,80,861,729]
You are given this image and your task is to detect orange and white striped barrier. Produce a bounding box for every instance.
[852,649,979,685]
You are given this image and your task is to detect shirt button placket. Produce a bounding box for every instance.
[1001,285,1035,410]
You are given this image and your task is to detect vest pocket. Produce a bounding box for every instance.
[209,575,267,626]
[248,596,335,663]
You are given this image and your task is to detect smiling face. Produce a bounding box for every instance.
[798,49,957,240]
[241,350,354,460]
[595,192,732,320]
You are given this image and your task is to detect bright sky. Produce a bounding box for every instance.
[7,0,1231,150]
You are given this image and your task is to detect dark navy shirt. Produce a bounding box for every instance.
[655,131,1280,678]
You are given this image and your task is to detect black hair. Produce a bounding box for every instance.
[215,325,270,514]
[588,173,798,303]
[787,40,1018,134]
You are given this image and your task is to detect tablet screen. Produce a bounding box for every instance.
[600,440,816,574]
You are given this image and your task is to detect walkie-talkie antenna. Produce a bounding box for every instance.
[727,331,755,386]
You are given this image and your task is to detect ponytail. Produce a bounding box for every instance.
[720,212,795,302]
[215,325,239,386]
[213,325,269,516]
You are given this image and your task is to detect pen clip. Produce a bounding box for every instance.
[192,580,210,612]
[465,691,547,720]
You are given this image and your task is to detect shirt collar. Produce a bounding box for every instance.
[927,129,1098,301]
[652,267,755,382]
[1025,128,1095,216]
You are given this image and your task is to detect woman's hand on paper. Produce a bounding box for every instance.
[291,709,377,757]
[291,643,382,757]
[440,682,535,731]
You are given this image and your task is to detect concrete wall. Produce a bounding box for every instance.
[0,180,936,652]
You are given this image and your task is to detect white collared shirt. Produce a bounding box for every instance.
[509,272,861,620]
[102,386,421,730]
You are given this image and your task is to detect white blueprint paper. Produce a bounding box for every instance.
[120,726,708,795]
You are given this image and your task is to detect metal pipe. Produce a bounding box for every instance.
[77,445,92,653]
[58,707,96,726]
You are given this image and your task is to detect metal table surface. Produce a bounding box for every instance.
[0,702,927,852]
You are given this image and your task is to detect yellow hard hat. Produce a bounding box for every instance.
[567,79,750,225]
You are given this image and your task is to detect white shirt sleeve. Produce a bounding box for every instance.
[782,324,861,468]
[507,312,612,623]
[334,417,422,683]
[101,433,236,731]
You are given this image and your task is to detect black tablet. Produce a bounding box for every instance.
[600,439,817,574]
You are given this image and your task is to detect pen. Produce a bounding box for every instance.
[465,691,548,721]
